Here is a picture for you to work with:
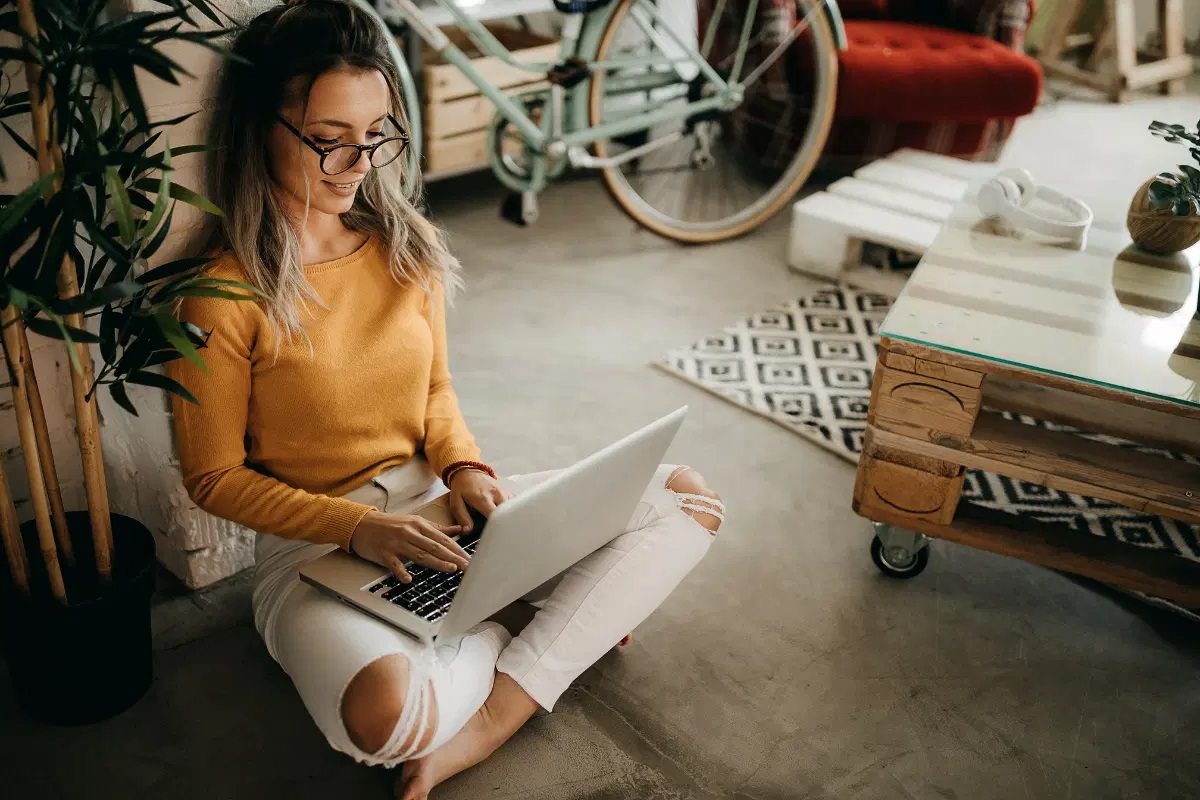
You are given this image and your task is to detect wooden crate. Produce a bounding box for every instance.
[421,25,558,176]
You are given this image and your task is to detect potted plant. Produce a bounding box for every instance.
[1127,120,1200,255]
[0,0,248,724]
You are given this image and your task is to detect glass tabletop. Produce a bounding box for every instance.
[880,188,1200,409]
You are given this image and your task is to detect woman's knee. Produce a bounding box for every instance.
[664,466,724,534]
[340,653,438,759]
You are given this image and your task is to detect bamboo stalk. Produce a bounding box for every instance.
[17,0,113,581]
[0,308,66,604]
[21,334,73,566]
[0,452,31,600]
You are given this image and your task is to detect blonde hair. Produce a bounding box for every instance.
[207,0,460,338]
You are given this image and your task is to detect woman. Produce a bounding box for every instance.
[170,2,725,798]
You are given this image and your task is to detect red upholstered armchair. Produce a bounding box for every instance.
[824,0,1043,170]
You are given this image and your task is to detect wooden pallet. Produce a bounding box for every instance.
[853,336,1200,609]
[787,149,993,296]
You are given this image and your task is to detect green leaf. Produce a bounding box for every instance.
[129,190,156,214]
[138,255,210,284]
[1174,199,1194,217]
[0,101,31,120]
[25,301,83,374]
[7,286,30,310]
[109,381,139,416]
[190,0,224,25]
[51,280,143,315]
[0,171,55,239]
[142,203,175,259]
[26,317,101,344]
[82,217,132,266]
[134,178,221,216]
[147,144,206,160]
[1181,165,1200,183]
[105,166,137,246]
[148,110,198,130]
[0,119,37,161]
[153,307,205,369]
[1148,180,1177,209]
[125,369,198,404]
[0,46,35,63]
[99,304,118,365]
[112,60,149,130]
[142,140,172,240]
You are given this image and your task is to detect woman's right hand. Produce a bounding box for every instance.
[350,511,471,583]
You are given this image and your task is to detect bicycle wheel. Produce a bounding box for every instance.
[587,0,838,243]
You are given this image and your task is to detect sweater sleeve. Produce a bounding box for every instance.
[168,291,375,551]
[421,281,482,479]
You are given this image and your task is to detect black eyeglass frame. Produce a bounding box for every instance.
[276,114,410,175]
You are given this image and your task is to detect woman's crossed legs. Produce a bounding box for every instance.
[267,464,723,798]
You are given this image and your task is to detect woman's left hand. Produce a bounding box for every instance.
[448,469,512,532]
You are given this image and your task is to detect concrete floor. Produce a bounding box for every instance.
[4,80,1200,799]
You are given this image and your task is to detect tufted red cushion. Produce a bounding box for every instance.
[836,21,1042,121]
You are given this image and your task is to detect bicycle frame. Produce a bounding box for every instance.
[359,0,846,188]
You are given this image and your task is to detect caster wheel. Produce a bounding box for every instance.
[871,534,929,579]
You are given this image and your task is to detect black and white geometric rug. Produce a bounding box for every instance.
[656,285,1200,567]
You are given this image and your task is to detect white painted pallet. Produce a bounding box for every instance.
[788,149,994,297]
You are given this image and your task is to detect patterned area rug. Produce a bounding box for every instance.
[656,285,1200,566]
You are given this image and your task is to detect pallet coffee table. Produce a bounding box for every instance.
[852,190,1200,608]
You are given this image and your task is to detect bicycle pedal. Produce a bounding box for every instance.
[501,192,539,227]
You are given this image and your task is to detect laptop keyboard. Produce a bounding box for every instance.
[365,533,482,623]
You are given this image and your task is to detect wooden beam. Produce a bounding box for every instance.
[871,416,1200,526]
[1110,0,1138,102]
[881,338,1200,423]
[855,501,1200,610]
[1039,0,1088,62]
[1159,0,1188,95]
[1125,55,1194,90]
[1041,59,1118,93]
[983,376,1200,458]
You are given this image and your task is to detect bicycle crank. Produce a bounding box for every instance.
[500,191,539,227]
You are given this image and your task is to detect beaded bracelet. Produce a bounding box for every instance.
[442,460,497,487]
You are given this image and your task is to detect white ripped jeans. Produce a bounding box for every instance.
[250,456,717,768]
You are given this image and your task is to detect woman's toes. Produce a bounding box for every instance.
[395,766,432,800]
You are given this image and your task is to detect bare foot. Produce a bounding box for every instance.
[395,672,539,800]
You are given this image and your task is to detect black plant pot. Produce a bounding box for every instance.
[0,511,156,725]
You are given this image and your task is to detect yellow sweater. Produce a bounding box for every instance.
[169,238,481,551]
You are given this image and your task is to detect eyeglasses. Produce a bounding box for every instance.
[276,114,410,176]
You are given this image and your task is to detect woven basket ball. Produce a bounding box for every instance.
[1127,177,1200,255]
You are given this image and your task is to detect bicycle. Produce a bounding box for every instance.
[353,0,845,243]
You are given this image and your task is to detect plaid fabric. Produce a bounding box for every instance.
[720,2,1037,173]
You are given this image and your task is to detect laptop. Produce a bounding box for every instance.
[298,407,687,645]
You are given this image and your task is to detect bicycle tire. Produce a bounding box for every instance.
[586,0,838,243]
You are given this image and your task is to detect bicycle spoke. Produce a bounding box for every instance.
[590,0,836,240]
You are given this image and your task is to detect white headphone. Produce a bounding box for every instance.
[977,168,1094,247]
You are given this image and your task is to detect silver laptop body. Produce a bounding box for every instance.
[298,407,687,645]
